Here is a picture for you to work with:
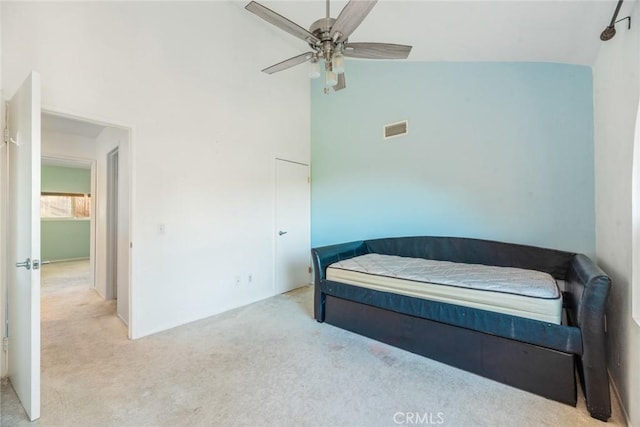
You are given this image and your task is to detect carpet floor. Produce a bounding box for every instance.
[0,260,627,426]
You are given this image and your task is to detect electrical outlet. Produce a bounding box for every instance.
[248,274,252,284]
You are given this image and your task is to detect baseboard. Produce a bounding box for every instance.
[92,287,106,299]
[117,312,129,326]
[609,369,632,427]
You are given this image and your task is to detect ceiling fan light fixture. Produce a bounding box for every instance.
[332,52,345,74]
[325,69,338,87]
[309,59,321,79]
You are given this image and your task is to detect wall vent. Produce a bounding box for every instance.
[384,120,408,139]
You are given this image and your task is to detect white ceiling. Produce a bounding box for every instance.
[41,113,105,139]
[28,1,639,143]
[255,0,636,66]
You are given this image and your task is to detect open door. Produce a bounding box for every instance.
[6,72,41,421]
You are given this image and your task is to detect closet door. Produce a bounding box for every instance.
[274,158,311,294]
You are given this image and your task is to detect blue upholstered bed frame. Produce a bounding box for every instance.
[311,236,611,421]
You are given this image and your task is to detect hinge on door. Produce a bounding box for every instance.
[3,105,17,145]
[2,337,8,353]
[308,266,312,274]
[3,102,8,145]
[3,126,17,146]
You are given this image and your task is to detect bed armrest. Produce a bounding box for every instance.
[566,254,612,421]
[311,241,368,321]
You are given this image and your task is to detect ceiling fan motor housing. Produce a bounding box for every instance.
[309,17,340,61]
[309,17,336,38]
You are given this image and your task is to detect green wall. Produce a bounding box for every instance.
[41,165,91,261]
[42,165,91,194]
[41,220,90,261]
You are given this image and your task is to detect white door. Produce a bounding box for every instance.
[275,159,311,294]
[6,72,41,421]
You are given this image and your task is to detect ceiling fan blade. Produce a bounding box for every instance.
[333,73,346,91]
[245,1,320,45]
[262,52,314,74]
[344,42,412,60]
[330,0,378,43]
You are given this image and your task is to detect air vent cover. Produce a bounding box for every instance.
[384,120,408,139]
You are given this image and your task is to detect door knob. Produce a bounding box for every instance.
[16,258,31,270]
[278,231,288,236]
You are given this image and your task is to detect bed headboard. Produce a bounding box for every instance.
[364,236,575,279]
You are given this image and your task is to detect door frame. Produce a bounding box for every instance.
[1,101,8,378]
[40,155,97,290]
[105,147,118,300]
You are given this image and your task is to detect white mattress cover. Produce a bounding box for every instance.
[326,254,562,324]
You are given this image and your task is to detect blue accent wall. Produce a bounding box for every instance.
[311,62,595,256]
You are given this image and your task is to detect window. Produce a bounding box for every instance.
[40,193,91,219]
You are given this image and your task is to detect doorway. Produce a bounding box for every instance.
[39,111,132,330]
[274,158,311,294]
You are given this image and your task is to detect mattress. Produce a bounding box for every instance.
[326,254,562,324]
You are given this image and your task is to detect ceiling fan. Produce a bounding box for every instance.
[245,0,412,93]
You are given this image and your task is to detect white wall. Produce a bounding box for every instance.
[2,2,310,338]
[593,2,640,425]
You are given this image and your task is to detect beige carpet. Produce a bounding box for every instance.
[0,260,627,426]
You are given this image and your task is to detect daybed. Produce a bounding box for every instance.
[311,236,611,421]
